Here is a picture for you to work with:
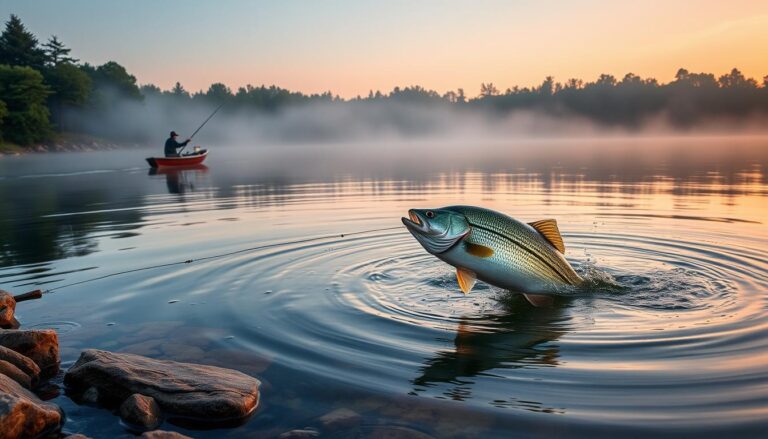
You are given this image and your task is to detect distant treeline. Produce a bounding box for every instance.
[1,14,768,146]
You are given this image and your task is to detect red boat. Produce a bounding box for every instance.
[146,150,208,168]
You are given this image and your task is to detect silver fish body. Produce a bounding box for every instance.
[402,205,582,297]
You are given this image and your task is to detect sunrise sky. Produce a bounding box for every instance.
[3,0,768,97]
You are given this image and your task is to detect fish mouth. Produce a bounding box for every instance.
[402,209,427,233]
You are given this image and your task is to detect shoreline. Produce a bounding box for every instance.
[0,136,149,156]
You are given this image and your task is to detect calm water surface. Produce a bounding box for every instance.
[0,137,766,438]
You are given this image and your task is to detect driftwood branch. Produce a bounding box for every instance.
[13,290,43,303]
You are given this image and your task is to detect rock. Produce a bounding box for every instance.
[0,345,40,386]
[318,408,362,432]
[0,373,62,438]
[65,349,260,422]
[140,431,193,439]
[0,329,60,378]
[0,291,15,329]
[82,387,99,404]
[119,393,162,431]
[0,360,31,389]
[279,428,320,439]
[63,435,91,439]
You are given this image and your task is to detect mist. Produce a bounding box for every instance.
[63,88,768,152]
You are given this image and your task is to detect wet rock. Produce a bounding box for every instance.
[318,408,362,432]
[0,345,41,386]
[140,431,193,439]
[279,428,320,439]
[65,349,260,422]
[0,373,62,438]
[0,360,32,389]
[82,386,100,404]
[120,393,162,431]
[0,291,15,329]
[0,329,60,378]
[63,435,90,439]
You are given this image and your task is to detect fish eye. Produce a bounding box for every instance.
[426,211,435,218]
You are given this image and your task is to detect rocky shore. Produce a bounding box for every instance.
[0,288,261,438]
[0,138,146,156]
[0,287,440,439]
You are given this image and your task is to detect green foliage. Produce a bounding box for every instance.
[0,64,52,144]
[0,99,7,140]
[82,61,142,102]
[43,35,78,66]
[206,83,232,100]
[45,62,91,107]
[0,14,47,70]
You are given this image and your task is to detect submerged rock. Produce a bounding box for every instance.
[120,393,162,431]
[0,291,16,329]
[366,426,436,439]
[65,349,261,423]
[318,408,362,432]
[0,345,40,388]
[278,428,320,439]
[0,373,62,438]
[0,329,60,378]
[140,431,193,439]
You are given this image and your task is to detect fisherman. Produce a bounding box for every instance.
[164,131,191,157]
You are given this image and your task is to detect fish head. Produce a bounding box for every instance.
[402,208,470,254]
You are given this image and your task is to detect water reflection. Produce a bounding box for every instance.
[413,296,568,409]
[1,140,767,437]
[148,165,209,194]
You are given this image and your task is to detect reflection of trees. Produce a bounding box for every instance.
[412,297,569,411]
[0,175,144,267]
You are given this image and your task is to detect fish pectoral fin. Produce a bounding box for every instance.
[465,242,494,258]
[528,219,566,253]
[456,268,477,294]
[522,293,554,307]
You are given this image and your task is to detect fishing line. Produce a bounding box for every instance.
[41,226,403,294]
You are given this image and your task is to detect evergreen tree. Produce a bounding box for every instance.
[169,81,190,99]
[0,15,47,70]
[43,35,78,66]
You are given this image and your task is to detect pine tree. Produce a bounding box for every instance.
[0,15,47,70]
[44,35,78,66]
[171,81,188,97]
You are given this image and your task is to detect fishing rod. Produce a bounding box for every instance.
[179,102,225,155]
[37,225,404,295]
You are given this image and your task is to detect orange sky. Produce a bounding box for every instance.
[3,1,768,97]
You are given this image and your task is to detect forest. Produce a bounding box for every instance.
[2,14,768,147]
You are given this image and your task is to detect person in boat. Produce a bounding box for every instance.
[164,131,191,157]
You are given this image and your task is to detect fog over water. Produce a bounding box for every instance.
[65,89,768,151]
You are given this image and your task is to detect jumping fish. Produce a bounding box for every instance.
[402,205,583,306]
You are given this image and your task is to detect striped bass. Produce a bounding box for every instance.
[402,205,583,306]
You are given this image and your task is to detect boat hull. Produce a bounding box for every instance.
[146,150,208,168]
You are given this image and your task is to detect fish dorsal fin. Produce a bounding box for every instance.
[456,267,477,294]
[528,219,565,253]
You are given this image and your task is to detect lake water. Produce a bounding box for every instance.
[1,137,767,438]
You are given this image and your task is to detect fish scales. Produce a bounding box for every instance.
[402,205,583,300]
[455,206,580,285]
